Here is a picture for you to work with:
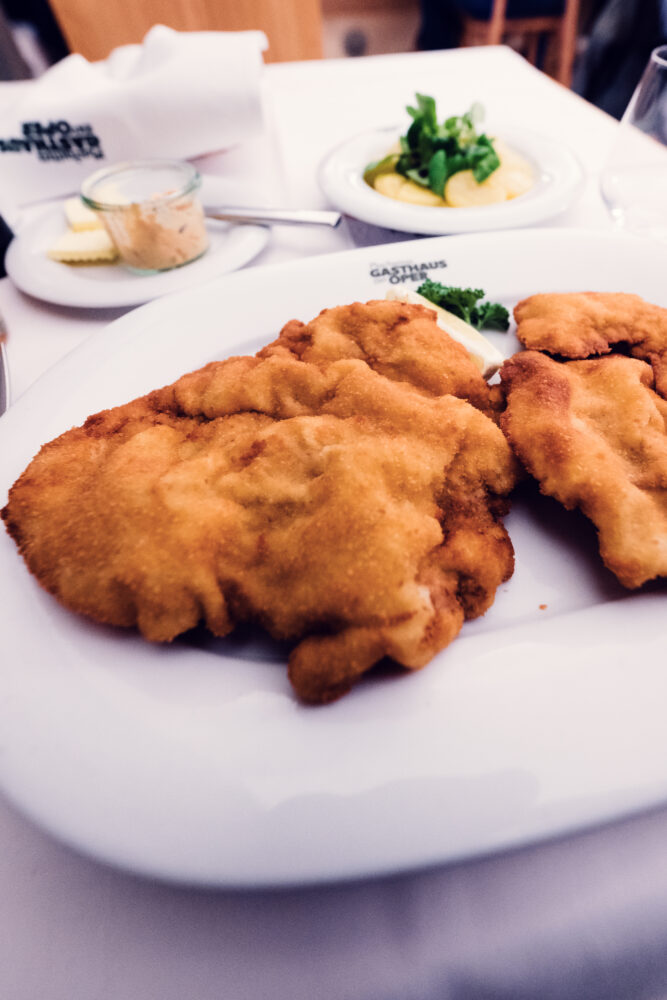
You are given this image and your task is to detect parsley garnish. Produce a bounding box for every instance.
[417,279,509,332]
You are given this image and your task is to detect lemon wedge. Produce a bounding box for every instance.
[386,286,504,378]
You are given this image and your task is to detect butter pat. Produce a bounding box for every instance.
[386,287,504,378]
[48,228,118,263]
[64,196,104,231]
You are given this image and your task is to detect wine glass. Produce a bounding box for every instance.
[600,45,667,243]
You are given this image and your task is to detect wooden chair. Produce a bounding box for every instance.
[459,0,580,87]
[45,0,324,64]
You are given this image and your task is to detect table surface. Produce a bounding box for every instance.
[2,45,667,1000]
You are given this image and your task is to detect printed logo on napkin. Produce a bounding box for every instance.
[369,259,448,285]
[0,121,104,163]
[0,27,269,221]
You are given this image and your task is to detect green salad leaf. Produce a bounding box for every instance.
[365,94,501,197]
[417,279,510,332]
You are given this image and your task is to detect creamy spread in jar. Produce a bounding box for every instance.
[81,160,209,273]
[101,194,208,271]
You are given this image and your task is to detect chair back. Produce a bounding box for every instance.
[460,0,580,86]
[46,0,323,63]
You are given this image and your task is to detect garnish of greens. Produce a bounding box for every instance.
[417,279,510,332]
[364,94,501,198]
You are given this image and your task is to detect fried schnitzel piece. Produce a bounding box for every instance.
[3,351,516,704]
[258,298,497,415]
[514,292,667,397]
[500,350,667,589]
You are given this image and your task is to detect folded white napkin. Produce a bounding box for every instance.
[0,24,267,219]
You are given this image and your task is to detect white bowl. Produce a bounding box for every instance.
[318,124,584,235]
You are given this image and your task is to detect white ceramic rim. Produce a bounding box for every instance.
[1,228,666,888]
[318,124,584,235]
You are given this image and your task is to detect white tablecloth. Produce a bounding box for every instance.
[2,46,667,1000]
[1,45,614,402]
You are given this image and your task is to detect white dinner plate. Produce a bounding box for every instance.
[5,200,270,309]
[318,125,584,234]
[0,229,666,888]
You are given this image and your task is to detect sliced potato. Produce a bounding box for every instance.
[374,173,446,207]
[395,179,446,207]
[493,138,530,170]
[444,168,508,207]
[497,163,534,200]
[372,140,534,209]
[373,172,406,200]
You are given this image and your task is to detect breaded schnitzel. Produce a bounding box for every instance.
[500,350,667,589]
[259,298,498,415]
[513,292,667,397]
[2,303,517,704]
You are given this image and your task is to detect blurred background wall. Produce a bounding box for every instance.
[0,0,665,119]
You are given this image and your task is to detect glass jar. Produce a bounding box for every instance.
[81,159,209,273]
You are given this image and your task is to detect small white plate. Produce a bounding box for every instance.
[5,201,270,309]
[318,125,584,235]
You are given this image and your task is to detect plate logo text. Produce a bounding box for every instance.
[369,259,447,285]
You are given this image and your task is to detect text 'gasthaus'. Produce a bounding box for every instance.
[369,260,447,284]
